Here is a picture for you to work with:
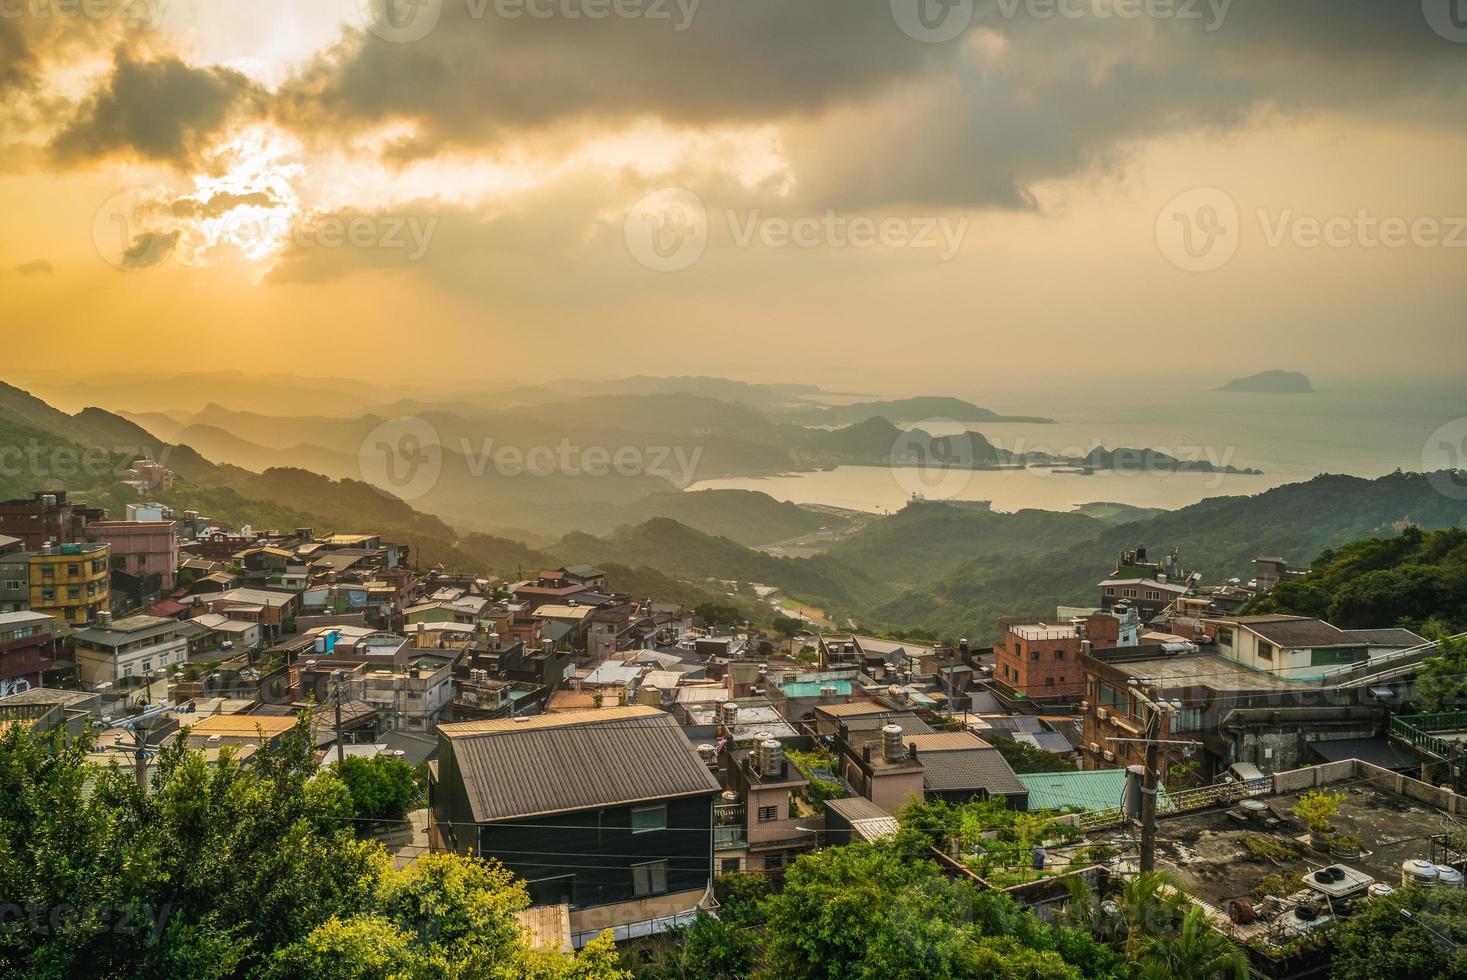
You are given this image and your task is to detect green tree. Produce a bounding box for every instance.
[693,603,741,629]
[1417,625,1467,712]
[1134,905,1249,980]
[1332,884,1467,980]
[333,754,422,821]
[992,738,1078,775]
[771,616,804,655]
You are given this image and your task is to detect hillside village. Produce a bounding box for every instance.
[4,479,1466,978]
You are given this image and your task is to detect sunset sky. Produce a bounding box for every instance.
[4,0,1466,394]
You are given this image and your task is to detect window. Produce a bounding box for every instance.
[67,586,80,600]
[1054,650,1065,660]
[1098,682,1128,715]
[757,805,778,822]
[631,805,667,834]
[1045,677,1054,688]
[1311,648,1357,667]
[720,858,741,872]
[5,581,17,591]
[764,853,783,870]
[41,587,56,602]
[1171,707,1203,731]
[1257,641,1275,661]
[67,564,79,576]
[1216,628,1234,647]
[632,861,668,897]
[1029,651,1040,662]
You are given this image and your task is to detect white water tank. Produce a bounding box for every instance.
[1403,859,1439,887]
[882,723,905,762]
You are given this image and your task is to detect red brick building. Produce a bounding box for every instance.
[993,614,1121,702]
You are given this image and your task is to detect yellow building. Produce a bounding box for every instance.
[29,543,110,626]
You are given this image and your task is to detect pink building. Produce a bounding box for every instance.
[84,521,180,589]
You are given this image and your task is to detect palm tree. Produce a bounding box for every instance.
[1119,869,1190,959]
[1136,905,1251,979]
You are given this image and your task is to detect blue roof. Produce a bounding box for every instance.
[1018,769,1172,814]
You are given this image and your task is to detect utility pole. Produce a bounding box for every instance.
[1106,683,1201,874]
[332,669,345,766]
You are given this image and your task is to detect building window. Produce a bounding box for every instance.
[1171,707,1203,731]
[720,858,741,872]
[1045,677,1055,687]
[1029,651,1040,662]
[631,804,667,834]
[757,805,778,822]
[1098,682,1128,714]
[67,564,79,576]
[1216,628,1234,647]
[41,587,56,602]
[764,853,783,871]
[1054,650,1065,660]
[1257,641,1275,661]
[632,861,668,897]
[67,586,80,600]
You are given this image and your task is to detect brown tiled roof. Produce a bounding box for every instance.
[1236,616,1359,648]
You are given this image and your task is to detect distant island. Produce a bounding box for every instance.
[1221,370,1314,394]
[780,396,1053,426]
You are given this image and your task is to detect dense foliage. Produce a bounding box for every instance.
[0,720,625,980]
[1244,525,1467,630]
[331,754,422,821]
[1331,884,1467,980]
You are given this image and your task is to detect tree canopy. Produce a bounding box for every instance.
[0,719,625,980]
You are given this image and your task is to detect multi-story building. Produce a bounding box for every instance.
[718,740,818,873]
[1097,546,1196,620]
[430,707,721,945]
[0,491,106,550]
[28,543,111,625]
[0,611,58,695]
[71,612,200,688]
[0,549,28,614]
[992,610,1132,702]
[85,520,180,590]
[1077,636,1385,781]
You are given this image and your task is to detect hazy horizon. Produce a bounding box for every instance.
[3,2,1466,393]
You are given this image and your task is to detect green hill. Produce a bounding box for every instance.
[1243,525,1467,630]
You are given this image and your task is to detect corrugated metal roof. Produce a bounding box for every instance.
[442,707,721,822]
[1018,769,1173,813]
[906,732,994,752]
[916,744,1027,796]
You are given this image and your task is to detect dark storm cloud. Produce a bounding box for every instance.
[273,0,958,157]
[49,49,265,168]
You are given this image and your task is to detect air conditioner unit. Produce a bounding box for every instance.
[1103,750,1115,762]
[1097,707,1109,721]
[1088,742,1100,754]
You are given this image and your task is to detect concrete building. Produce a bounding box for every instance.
[0,491,104,550]
[27,543,111,625]
[84,520,180,590]
[71,613,201,688]
[992,611,1129,703]
[0,611,59,695]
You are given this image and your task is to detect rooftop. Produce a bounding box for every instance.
[1208,615,1363,649]
[1019,768,1174,813]
[1088,647,1327,693]
[438,706,722,822]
